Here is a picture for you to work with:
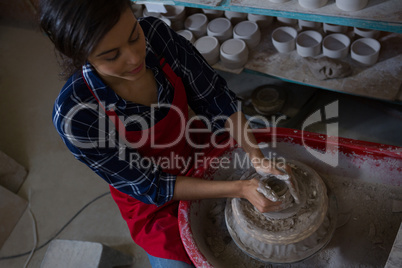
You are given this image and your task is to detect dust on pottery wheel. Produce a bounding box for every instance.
[225,160,337,264]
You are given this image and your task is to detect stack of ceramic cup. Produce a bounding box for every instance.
[336,0,368,12]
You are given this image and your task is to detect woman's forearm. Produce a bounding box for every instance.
[173,176,243,200]
[225,111,264,160]
[172,175,284,212]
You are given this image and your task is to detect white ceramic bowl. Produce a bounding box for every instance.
[207,17,233,43]
[276,17,298,25]
[336,0,368,11]
[323,23,348,34]
[247,13,274,29]
[354,27,380,39]
[202,8,224,20]
[160,17,172,27]
[271,26,298,53]
[351,38,381,65]
[322,33,350,59]
[220,39,249,69]
[233,21,261,49]
[298,0,328,9]
[143,7,162,18]
[296,30,323,57]
[224,11,247,25]
[185,13,208,38]
[194,36,221,66]
[162,5,187,30]
[132,4,143,18]
[177,29,196,44]
[298,19,322,30]
[162,5,186,19]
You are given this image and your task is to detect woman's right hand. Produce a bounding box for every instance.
[240,178,284,213]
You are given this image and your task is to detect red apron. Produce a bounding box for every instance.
[83,58,227,264]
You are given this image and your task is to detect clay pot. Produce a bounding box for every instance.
[220,39,249,69]
[298,0,328,9]
[322,33,350,59]
[296,30,323,57]
[185,13,208,38]
[194,36,220,66]
[207,17,233,43]
[233,21,261,49]
[177,29,195,44]
[351,38,381,65]
[336,0,368,11]
[272,26,298,53]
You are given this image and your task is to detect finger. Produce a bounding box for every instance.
[257,182,279,202]
[259,202,285,213]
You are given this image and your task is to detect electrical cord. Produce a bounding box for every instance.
[0,191,110,261]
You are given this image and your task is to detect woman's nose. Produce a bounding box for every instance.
[124,45,141,65]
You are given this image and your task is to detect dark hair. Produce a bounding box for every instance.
[39,0,132,79]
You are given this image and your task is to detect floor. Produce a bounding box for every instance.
[0,22,401,268]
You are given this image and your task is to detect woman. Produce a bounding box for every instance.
[40,0,295,267]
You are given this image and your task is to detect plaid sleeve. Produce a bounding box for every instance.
[53,76,176,206]
[140,17,240,131]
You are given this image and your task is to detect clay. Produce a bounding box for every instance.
[304,56,352,80]
[193,147,402,267]
[225,160,336,263]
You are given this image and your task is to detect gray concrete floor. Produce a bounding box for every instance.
[0,23,401,268]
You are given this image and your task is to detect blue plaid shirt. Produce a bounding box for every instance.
[53,17,239,206]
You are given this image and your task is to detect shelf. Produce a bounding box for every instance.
[135,0,402,101]
[213,28,402,101]
[135,0,402,33]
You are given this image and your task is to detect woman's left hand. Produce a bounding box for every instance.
[252,157,301,204]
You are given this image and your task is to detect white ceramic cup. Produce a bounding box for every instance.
[185,13,208,38]
[194,36,221,66]
[336,0,368,11]
[298,0,328,9]
[132,4,143,18]
[269,0,290,3]
[271,26,298,53]
[162,5,187,30]
[276,17,298,26]
[323,33,350,59]
[233,21,261,49]
[220,39,249,69]
[224,11,247,25]
[247,13,274,29]
[143,7,162,18]
[202,9,224,20]
[177,29,196,44]
[160,17,172,27]
[351,38,380,65]
[296,30,323,57]
[323,23,348,34]
[354,27,380,39]
[298,19,322,30]
[207,18,233,43]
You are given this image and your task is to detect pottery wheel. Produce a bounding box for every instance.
[225,160,337,264]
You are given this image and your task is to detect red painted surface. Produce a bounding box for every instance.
[178,127,402,267]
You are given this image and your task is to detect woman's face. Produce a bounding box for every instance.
[88,7,147,86]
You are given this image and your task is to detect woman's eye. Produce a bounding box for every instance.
[106,52,120,62]
[130,33,140,43]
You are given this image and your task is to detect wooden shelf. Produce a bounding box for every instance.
[135,0,402,33]
[135,0,402,102]
[212,27,402,101]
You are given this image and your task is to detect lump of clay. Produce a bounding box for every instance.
[304,56,352,80]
